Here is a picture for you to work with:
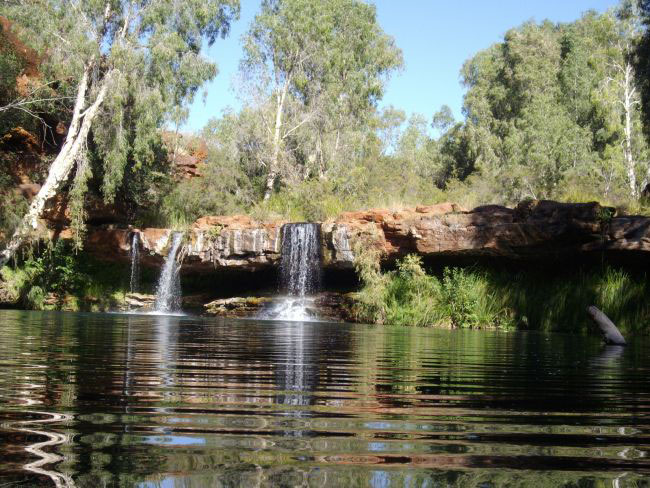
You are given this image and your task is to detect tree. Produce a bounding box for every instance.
[432,105,454,135]
[450,6,649,204]
[603,1,646,197]
[240,0,402,200]
[0,0,239,267]
[636,0,650,144]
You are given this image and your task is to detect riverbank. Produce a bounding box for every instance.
[2,199,650,333]
[1,246,648,334]
[351,253,650,334]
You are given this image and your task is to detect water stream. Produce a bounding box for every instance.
[279,223,322,296]
[153,232,183,313]
[260,223,322,321]
[129,232,140,294]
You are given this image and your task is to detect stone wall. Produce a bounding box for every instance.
[79,200,650,274]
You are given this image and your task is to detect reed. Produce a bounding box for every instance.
[352,251,650,333]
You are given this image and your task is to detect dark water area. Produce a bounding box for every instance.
[1,311,650,487]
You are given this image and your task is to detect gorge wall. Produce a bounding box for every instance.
[79,199,650,275]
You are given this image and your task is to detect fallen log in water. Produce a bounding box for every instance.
[586,306,626,345]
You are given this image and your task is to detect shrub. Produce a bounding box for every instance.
[350,252,649,332]
[0,241,130,311]
[352,252,514,329]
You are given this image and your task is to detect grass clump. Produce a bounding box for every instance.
[352,251,515,329]
[496,267,650,334]
[1,241,131,311]
[351,248,650,333]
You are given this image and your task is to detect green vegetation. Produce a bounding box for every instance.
[150,1,650,224]
[0,241,131,311]
[2,0,650,330]
[0,0,240,264]
[3,0,650,229]
[352,251,650,333]
[352,251,515,329]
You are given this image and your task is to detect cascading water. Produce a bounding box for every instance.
[129,232,140,294]
[153,232,183,314]
[260,223,322,321]
[280,223,322,296]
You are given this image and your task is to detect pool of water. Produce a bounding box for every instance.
[0,310,649,487]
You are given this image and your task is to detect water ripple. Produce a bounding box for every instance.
[1,310,649,486]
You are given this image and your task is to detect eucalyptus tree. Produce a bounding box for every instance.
[604,1,647,197]
[0,0,239,266]
[637,0,650,142]
[454,5,650,203]
[459,21,574,200]
[240,0,402,200]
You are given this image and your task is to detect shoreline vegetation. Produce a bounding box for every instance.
[352,251,650,334]
[1,237,649,335]
[2,1,650,332]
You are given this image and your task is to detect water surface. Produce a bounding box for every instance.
[1,310,649,487]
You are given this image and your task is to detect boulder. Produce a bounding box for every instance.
[203,293,351,321]
[124,293,155,310]
[205,296,273,317]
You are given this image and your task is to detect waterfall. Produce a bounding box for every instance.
[259,223,322,321]
[279,223,322,296]
[153,232,183,313]
[129,232,140,294]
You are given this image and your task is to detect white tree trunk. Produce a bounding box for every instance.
[264,80,289,201]
[623,62,637,199]
[0,67,108,268]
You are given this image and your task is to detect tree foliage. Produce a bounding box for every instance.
[5,0,650,245]
[636,0,650,142]
[0,0,239,263]
[239,0,402,199]
[442,6,649,205]
[172,1,650,224]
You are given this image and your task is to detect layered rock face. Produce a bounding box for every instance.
[80,200,650,273]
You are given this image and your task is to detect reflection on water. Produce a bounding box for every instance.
[11,410,75,488]
[1,311,650,487]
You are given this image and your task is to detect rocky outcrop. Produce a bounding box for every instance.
[0,16,43,96]
[330,200,613,261]
[204,293,352,321]
[123,293,156,311]
[186,215,284,271]
[204,296,273,317]
[78,200,650,274]
[162,132,208,179]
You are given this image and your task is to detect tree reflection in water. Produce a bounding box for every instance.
[1,311,650,487]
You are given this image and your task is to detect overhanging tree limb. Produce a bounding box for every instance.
[0,0,240,266]
[0,65,107,267]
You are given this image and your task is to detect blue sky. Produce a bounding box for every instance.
[184,0,620,133]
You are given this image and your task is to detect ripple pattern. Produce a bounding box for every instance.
[0,310,649,487]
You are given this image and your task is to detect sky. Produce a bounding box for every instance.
[183,0,620,133]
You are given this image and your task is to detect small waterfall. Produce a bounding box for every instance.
[153,232,183,313]
[279,223,322,296]
[260,223,322,321]
[129,232,140,294]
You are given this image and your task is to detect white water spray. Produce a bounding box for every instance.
[153,232,183,313]
[129,232,140,294]
[260,223,322,321]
